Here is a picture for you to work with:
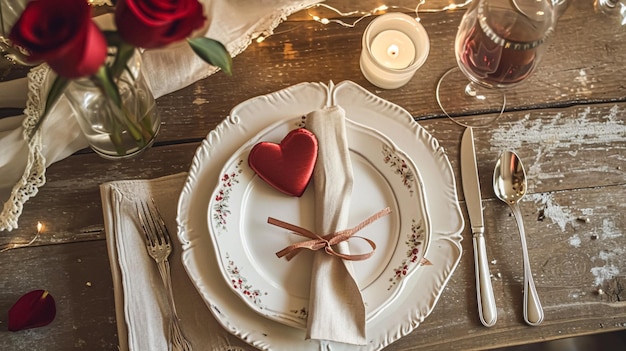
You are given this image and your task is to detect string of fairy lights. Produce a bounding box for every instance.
[1,222,43,253]
[255,0,473,43]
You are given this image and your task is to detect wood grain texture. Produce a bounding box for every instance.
[1,0,625,350]
[0,241,118,351]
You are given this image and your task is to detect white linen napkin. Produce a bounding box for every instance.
[305,107,367,345]
[100,173,253,351]
[0,0,322,231]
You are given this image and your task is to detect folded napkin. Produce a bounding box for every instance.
[100,173,253,351]
[305,107,367,345]
[1,0,323,232]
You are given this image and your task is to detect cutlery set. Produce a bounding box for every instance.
[460,127,544,327]
[134,82,543,350]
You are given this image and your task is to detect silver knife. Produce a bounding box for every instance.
[461,127,497,327]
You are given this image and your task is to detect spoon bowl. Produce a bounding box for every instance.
[493,150,527,204]
[493,150,544,326]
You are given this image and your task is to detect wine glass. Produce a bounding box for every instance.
[436,0,556,127]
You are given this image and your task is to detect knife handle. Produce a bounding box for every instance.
[473,233,497,327]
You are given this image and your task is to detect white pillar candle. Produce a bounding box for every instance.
[370,30,416,69]
[360,13,430,89]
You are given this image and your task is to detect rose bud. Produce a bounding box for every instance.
[9,0,107,78]
[115,0,207,49]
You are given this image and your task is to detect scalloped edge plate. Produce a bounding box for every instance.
[177,80,464,351]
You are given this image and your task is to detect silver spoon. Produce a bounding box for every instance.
[493,150,544,326]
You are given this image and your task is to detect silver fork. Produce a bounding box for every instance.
[137,198,192,351]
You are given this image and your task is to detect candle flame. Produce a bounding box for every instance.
[37,221,43,233]
[387,44,399,57]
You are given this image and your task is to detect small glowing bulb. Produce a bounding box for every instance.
[321,18,330,24]
[36,221,43,233]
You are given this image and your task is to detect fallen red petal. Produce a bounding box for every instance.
[8,289,56,331]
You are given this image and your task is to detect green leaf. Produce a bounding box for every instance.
[92,66,121,107]
[187,38,233,75]
[29,76,69,140]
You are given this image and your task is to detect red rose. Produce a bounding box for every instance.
[8,0,107,78]
[115,0,207,49]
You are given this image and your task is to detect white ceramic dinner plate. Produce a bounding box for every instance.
[207,117,431,329]
[178,81,464,350]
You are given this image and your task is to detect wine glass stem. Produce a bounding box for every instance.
[465,82,481,98]
[464,82,500,104]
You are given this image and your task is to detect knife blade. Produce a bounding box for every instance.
[460,127,497,327]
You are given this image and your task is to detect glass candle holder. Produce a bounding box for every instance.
[360,13,430,89]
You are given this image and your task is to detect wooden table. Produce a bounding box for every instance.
[1,0,625,350]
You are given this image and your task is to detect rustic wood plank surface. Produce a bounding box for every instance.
[1,0,625,350]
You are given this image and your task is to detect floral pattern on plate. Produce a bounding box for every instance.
[388,218,428,290]
[212,160,243,233]
[206,116,432,329]
[382,144,416,197]
[225,253,267,309]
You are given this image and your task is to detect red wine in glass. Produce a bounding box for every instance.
[436,0,555,126]
[456,1,553,89]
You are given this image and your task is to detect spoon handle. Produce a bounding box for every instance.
[510,203,544,326]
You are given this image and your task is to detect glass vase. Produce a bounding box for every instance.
[65,50,160,160]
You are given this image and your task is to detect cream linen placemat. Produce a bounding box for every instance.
[100,173,253,351]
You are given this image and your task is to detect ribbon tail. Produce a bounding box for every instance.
[276,247,299,261]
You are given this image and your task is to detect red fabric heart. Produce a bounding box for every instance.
[248,128,318,197]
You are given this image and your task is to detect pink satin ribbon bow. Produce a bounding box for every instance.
[268,207,391,261]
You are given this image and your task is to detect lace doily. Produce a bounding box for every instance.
[0,65,48,231]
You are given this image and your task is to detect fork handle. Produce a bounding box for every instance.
[157,260,193,351]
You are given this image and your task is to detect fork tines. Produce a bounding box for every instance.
[137,198,171,251]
